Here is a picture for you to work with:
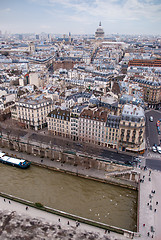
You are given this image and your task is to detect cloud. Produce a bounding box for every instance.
[41,0,161,22]
[3,0,160,34]
[0,8,11,14]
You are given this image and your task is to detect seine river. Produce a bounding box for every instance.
[0,163,137,231]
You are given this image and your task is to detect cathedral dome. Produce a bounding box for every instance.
[95,22,104,40]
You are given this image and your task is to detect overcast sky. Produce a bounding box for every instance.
[0,0,161,35]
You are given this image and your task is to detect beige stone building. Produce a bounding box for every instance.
[118,104,145,153]
[78,108,108,145]
[47,108,70,138]
[46,104,145,154]
[141,82,161,108]
[105,115,120,149]
[15,94,53,130]
[130,78,161,109]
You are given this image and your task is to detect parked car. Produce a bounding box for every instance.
[152,145,157,152]
[157,146,161,154]
[149,116,153,122]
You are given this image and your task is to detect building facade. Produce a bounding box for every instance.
[47,108,71,138]
[129,78,161,109]
[128,59,161,68]
[15,94,53,130]
[78,108,108,146]
[46,104,145,153]
[118,104,145,153]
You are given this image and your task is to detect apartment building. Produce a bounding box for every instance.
[105,115,120,149]
[130,78,161,109]
[46,104,145,153]
[70,112,79,141]
[47,108,70,138]
[118,104,145,153]
[66,92,92,109]
[128,59,161,68]
[15,94,53,130]
[79,108,108,145]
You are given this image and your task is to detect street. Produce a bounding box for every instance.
[146,158,161,171]
[145,110,161,147]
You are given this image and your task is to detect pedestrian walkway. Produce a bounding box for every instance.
[0,196,131,240]
[138,168,161,240]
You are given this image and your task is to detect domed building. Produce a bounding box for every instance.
[95,22,105,40]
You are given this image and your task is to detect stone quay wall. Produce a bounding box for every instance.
[0,133,138,189]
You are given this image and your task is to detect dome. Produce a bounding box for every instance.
[95,22,104,39]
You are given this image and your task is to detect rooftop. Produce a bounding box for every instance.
[18,93,52,105]
[122,104,145,122]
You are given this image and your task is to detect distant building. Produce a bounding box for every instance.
[29,72,40,88]
[29,42,35,54]
[95,22,104,40]
[19,34,23,40]
[129,78,161,109]
[128,59,161,68]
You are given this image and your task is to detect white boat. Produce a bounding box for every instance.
[0,152,31,169]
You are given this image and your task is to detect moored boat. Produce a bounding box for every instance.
[0,152,31,169]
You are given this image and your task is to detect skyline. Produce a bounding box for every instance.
[0,0,161,35]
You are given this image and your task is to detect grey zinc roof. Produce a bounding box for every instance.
[66,92,92,101]
[132,78,161,86]
[119,94,144,106]
[122,104,145,122]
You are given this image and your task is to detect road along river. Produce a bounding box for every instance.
[0,163,137,231]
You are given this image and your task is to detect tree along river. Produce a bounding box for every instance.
[0,164,137,231]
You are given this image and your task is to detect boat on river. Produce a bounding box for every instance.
[0,152,31,169]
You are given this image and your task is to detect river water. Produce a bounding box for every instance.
[0,163,137,231]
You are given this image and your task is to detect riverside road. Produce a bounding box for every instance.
[0,109,161,171]
[2,127,161,170]
[0,125,133,163]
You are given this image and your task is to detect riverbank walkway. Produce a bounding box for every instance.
[138,168,161,240]
[0,146,161,239]
[0,146,135,188]
[0,194,135,240]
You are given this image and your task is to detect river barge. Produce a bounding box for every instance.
[0,152,31,169]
